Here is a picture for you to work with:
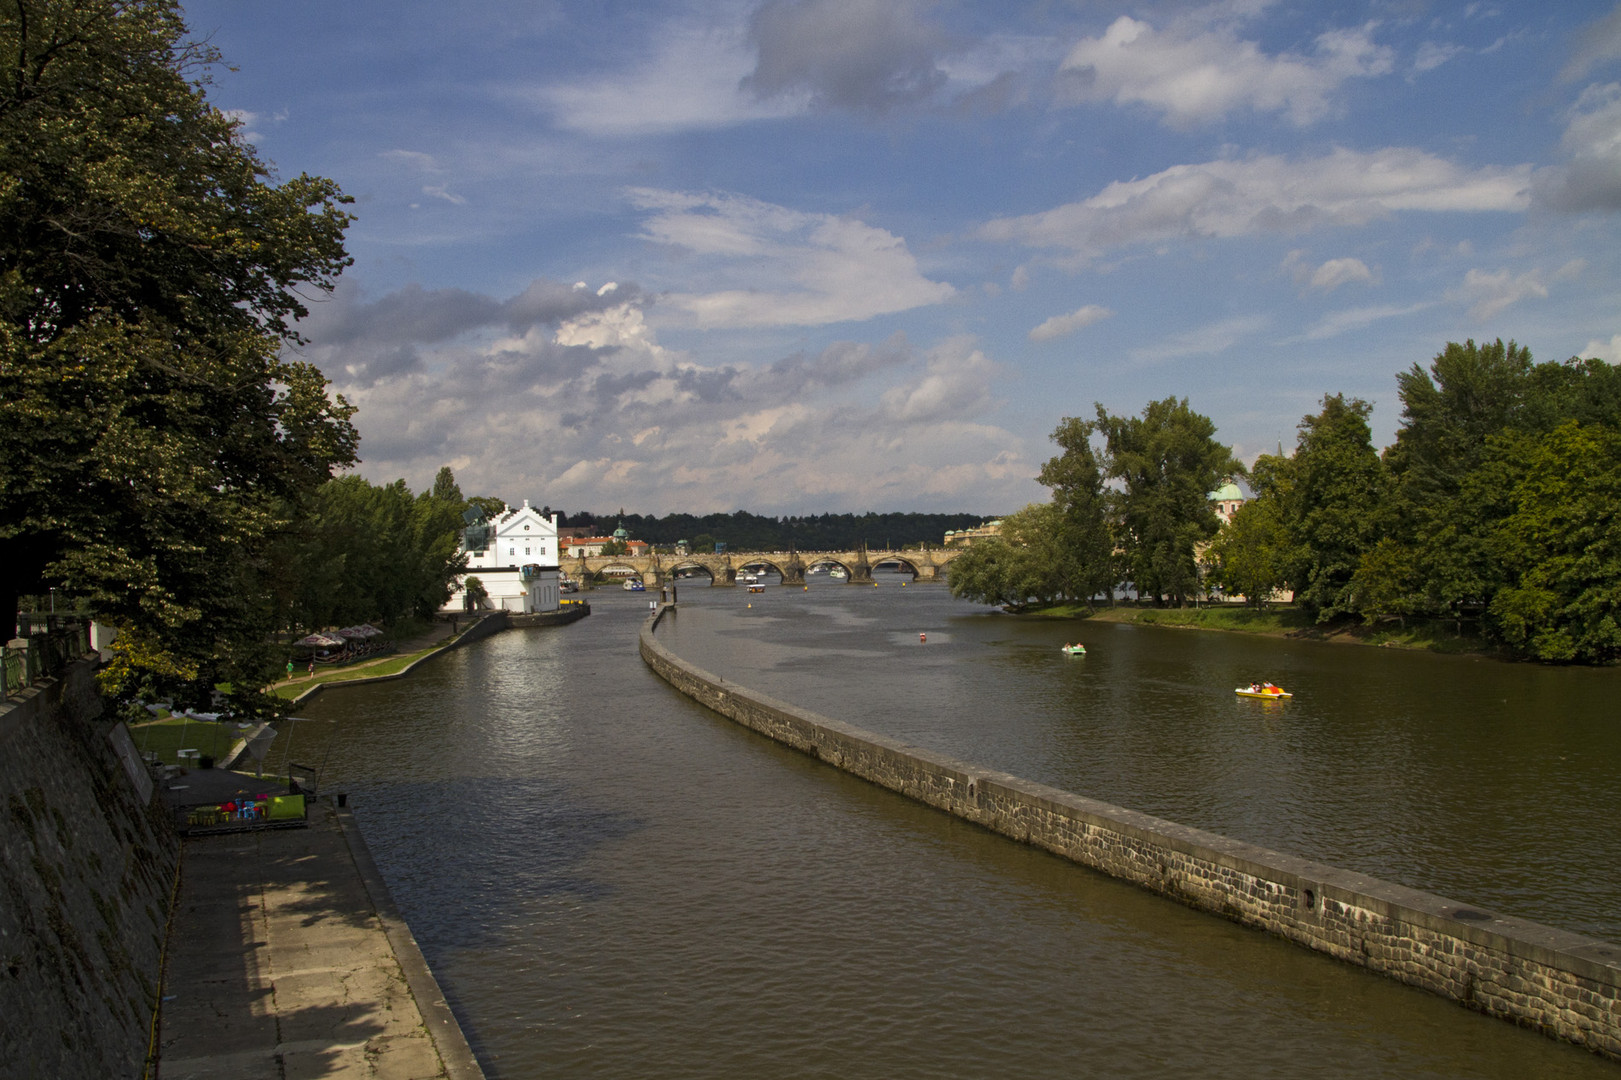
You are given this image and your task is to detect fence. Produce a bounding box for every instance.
[2,618,92,700]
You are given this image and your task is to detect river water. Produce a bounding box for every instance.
[280,583,1620,1078]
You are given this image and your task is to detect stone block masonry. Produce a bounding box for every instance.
[640,607,1621,1060]
[0,658,180,1080]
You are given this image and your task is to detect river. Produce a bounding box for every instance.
[276,582,1620,1078]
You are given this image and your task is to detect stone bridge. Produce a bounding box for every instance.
[570,548,962,587]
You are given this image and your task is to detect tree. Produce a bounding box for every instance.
[1481,422,1621,662]
[1380,340,1534,618]
[466,496,507,521]
[1036,417,1115,606]
[1206,494,1289,608]
[947,505,1068,610]
[431,466,464,505]
[0,0,356,696]
[1093,398,1240,606]
[270,476,465,633]
[1280,394,1385,620]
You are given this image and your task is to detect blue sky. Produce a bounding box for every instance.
[183,0,1621,515]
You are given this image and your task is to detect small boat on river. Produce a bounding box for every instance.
[1236,682,1291,700]
[623,580,646,592]
[1061,644,1086,656]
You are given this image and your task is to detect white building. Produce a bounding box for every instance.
[443,500,562,614]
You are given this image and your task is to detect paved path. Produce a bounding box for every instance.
[158,800,482,1080]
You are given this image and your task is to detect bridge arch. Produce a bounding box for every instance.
[668,560,718,584]
[872,556,922,579]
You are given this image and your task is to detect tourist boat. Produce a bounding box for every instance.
[1235,682,1292,700]
[747,583,765,593]
[828,568,847,580]
[740,572,758,584]
[622,580,646,592]
[1061,644,1086,656]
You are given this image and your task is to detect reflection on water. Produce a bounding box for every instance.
[276,589,1617,1079]
[660,586,1621,942]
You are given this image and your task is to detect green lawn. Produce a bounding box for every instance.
[270,646,440,700]
[1022,602,1491,655]
[128,718,245,766]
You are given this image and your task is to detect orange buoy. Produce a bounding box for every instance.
[919,632,926,642]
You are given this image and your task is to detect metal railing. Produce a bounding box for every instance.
[2,618,92,700]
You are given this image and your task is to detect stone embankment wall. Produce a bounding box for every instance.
[0,658,180,1080]
[640,608,1621,1059]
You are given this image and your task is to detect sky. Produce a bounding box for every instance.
[181,0,1621,516]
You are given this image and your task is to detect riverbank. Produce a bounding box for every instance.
[269,605,589,706]
[1026,602,1493,656]
[159,798,484,1079]
[639,603,1621,1060]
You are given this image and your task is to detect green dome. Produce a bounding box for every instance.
[1208,480,1244,502]
[612,523,629,539]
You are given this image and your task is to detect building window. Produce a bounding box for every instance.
[509,547,515,556]
[539,545,546,555]
[525,547,531,555]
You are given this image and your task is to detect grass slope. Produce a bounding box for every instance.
[1023,603,1491,655]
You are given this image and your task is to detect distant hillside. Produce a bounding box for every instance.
[550,509,998,550]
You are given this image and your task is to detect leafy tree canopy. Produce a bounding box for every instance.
[1093,397,1240,606]
[0,0,356,697]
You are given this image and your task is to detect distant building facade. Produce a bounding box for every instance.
[944,520,1003,547]
[1207,478,1247,525]
[444,499,562,614]
[562,521,648,557]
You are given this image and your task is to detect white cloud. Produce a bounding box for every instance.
[978,148,1531,260]
[380,149,443,172]
[1283,251,1377,292]
[1561,5,1621,82]
[1028,304,1113,342]
[1131,314,1269,362]
[1293,300,1435,342]
[1580,333,1621,362]
[1056,15,1392,127]
[1413,41,1466,74]
[422,184,467,205]
[628,188,954,328]
[529,21,807,135]
[1535,82,1621,211]
[1449,268,1548,320]
[306,279,1030,513]
[879,336,998,423]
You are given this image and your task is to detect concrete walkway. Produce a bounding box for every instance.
[157,799,483,1080]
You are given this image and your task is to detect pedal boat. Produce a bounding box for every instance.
[1236,683,1291,700]
[1061,644,1087,656]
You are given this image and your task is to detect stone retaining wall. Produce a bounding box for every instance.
[0,659,180,1080]
[640,607,1621,1058]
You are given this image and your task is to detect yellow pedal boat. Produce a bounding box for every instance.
[1235,682,1292,700]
